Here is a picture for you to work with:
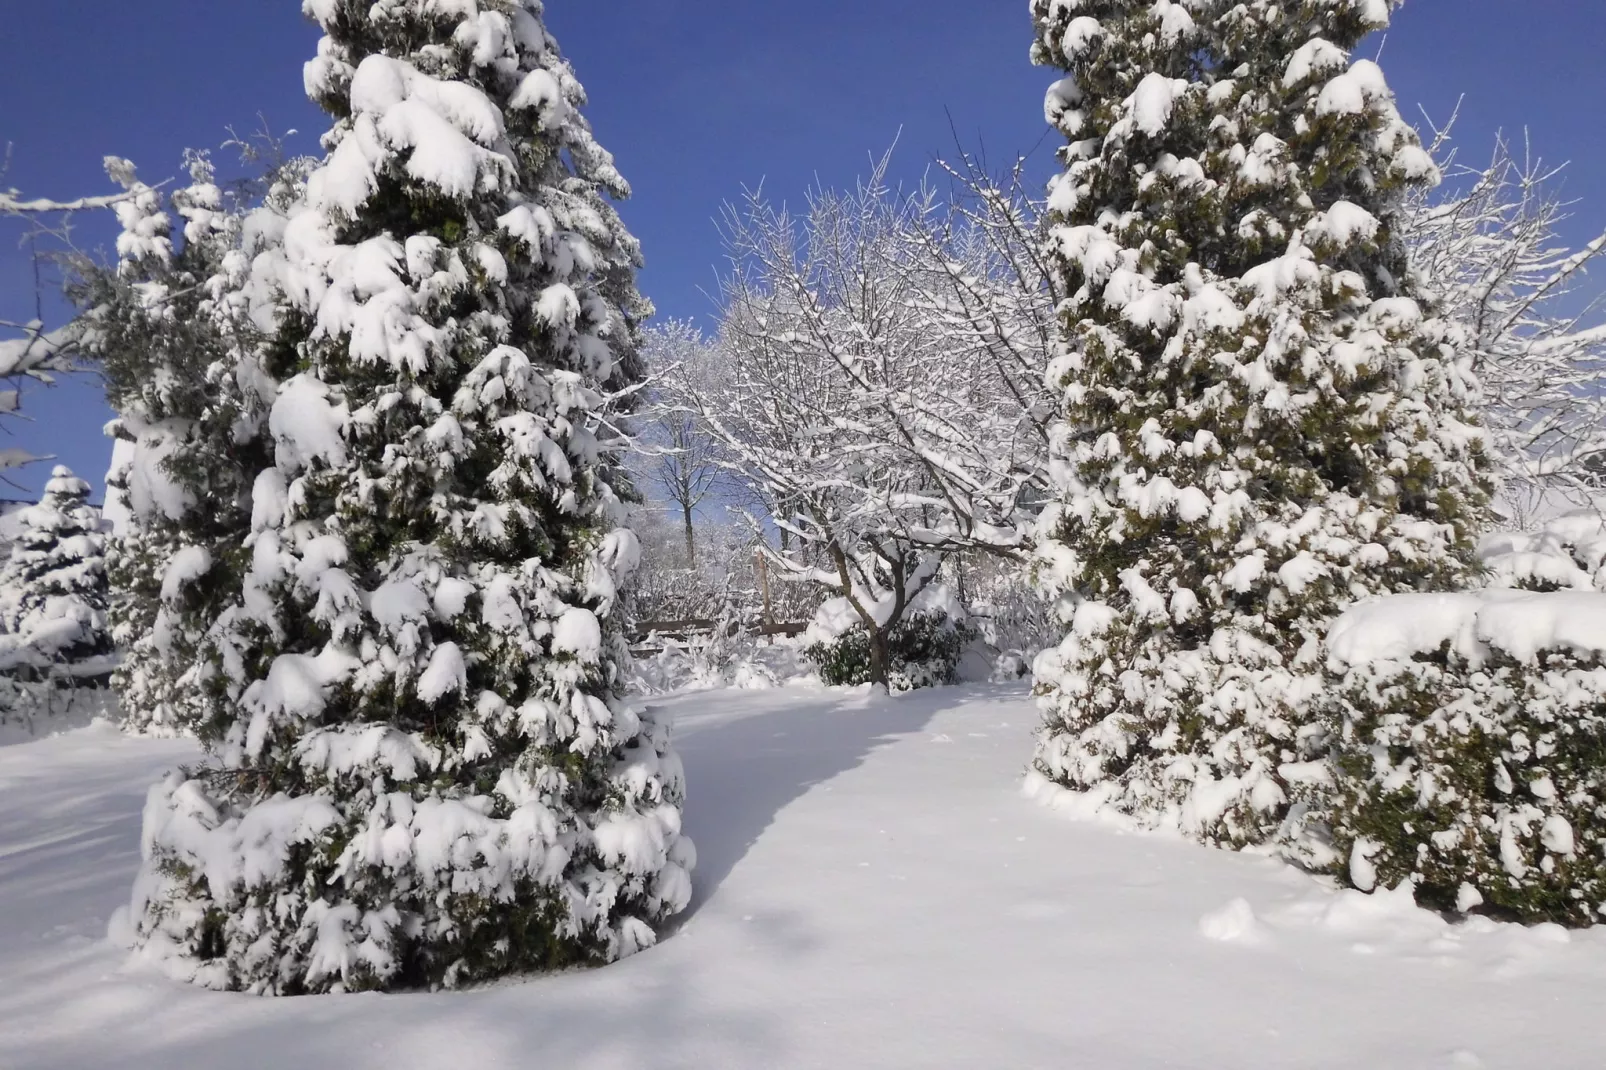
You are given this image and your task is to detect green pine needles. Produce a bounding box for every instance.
[73,151,284,738]
[1321,593,1606,926]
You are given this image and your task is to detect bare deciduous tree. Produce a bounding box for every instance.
[639,321,730,565]
[680,151,1059,686]
[0,151,140,476]
[1406,119,1606,524]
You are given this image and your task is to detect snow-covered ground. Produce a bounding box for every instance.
[2,685,1603,1069]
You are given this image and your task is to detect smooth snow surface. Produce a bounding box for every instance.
[1329,589,1606,665]
[3,687,1604,1069]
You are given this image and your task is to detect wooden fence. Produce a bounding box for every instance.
[629,617,807,652]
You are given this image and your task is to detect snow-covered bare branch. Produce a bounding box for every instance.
[0,153,138,217]
[0,153,147,473]
[672,152,1058,684]
[1406,123,1606,523]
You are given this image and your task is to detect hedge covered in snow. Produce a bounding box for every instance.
[807,611,978,693]
[1321,591,1606,926]
[803,587,977,692]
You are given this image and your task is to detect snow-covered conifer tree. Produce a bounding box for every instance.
[1026,0,1493,846]
[75,152,280,737]
[120,0,692,994]
[0,467,114,727]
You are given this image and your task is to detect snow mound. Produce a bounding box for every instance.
[1328,589,1606,667]
[1198,897,1270,947]
[803,584,968,647]
[1258,883,1603,977]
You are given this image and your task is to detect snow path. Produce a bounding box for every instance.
[2,687,1604,1069]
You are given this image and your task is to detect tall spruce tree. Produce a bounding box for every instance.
[1027,0,1493,847]
[120,0,691,994]
[0,467,114,727]
[75,152,285,737]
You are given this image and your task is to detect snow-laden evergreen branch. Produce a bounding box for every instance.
[115,0,691,995]
[1026,0,1493,850]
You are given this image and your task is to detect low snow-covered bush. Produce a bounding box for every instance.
[806,609,978,693]
[960,553,1056,675]
[1320,591,1606,927]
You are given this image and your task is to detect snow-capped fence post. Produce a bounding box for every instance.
[756,549,774,628]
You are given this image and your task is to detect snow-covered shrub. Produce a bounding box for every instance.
[1321,592,1606,926]
[119,0,692,995]
[627,629,807,696]
[805,588,977,692]
[0,467,114,731]
[1480,509,1606,592]
[807,611,978,693]
[625,506,786,624]
[959,552,1055,674]
[630,636,732,695]
[630,562,725,625]
[1026,0,1493,846]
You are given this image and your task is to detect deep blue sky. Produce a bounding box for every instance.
[2,1,1603,502]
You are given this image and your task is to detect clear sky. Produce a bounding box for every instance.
[2,1,1603,502]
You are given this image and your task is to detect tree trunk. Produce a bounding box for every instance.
[866,625,891,691]
[681,503,696,566]
[755,551,774,626]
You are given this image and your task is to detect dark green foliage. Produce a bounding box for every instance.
[1322,644,1606,926]
[1027,0,1495,845]
[0,468,115,727]
[808,612,978,692]
[121,2,692,996]
[65,152,300,737]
